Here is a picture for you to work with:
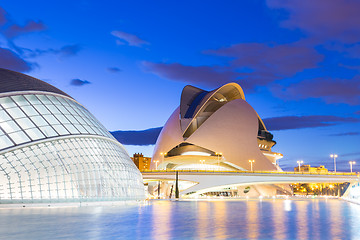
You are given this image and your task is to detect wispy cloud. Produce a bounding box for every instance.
[0,7,6,25]
[107,67,122,73]
[0,47,32,72]
[0,7,47,72]
[329,132,360,137]
[25,44,82,59]
[263,115,359,131]
[143,61,237,88]
[70,79,91,86]
[4,20,46,39]
[267,0,360,43]
[111,30,149,47]
[271,76,360,105]
[205,42,323,89]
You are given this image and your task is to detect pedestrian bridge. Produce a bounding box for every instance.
[142,170,359,196]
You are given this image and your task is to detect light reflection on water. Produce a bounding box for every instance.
[0,199,359,240]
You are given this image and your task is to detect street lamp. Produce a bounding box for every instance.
[349,161,356,173]
[330,154,338,173]
[249,160,255,171]
[297,160,303,172]
[215,152,222,170]
[200,160,205,165]
[154,160,159,170]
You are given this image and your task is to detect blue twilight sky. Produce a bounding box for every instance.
[0,0,359,171]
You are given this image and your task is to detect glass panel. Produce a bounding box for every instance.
[46,104,60,114]
[43,115,59,125]
[65,115,78,123]
[0,97,16,108]
[63,124,79,134]
[25,128,45,141]
[20,105,38,116]
[33,105,50,115]
[8,131,30,144]
[57,97,69,106]
[52,124,69,135]
[56,105,70,115]
[24,95,41,105]
[0,121,21,133]
[54,114,70,124]
[15,118,36,130]
[36,95,52,105]
[39,126,58,137]
[74,115,86,125]
[0,135,13,148]
[11,95,30,106]
[0,110,11,122]
[30,116,48,127]
[6,107,26,119]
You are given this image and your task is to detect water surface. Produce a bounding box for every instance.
[0,199,359,240]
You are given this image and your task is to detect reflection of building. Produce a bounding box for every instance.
[131,153,151,171]
[294,165,328,173]
[0,68,145,204]
[150,83,290,197]
[293,182,348,196]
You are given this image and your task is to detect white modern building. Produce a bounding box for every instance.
[0,68,145,204]
[151,83,289,197]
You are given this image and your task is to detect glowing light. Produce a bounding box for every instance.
[284,199,292,211]
[181,151,211,156]
[249,159,255,171]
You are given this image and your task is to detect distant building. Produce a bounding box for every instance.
[132,153,151,171]
[294,165,328,173]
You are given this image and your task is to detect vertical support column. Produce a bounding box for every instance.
[175,171,179,199]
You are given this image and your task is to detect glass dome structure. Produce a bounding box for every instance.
[0,68,145,203]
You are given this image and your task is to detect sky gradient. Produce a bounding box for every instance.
[0,0,359,171]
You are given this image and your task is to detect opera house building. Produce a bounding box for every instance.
[151,83,290,197]
[0,68,145,204]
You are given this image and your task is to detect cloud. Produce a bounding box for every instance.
[107,67,122,73]
[111,127,162,145]
[70,79,91,86]
[0,47,32,72]
[57,44,82,58]
[263,115,359,131]
[271,76,360,105]
[267,0,360,43]
[329,132,360,137]
[206,42,323,88]
[0,7,6,25]
[143,42,323,90]
[143,61,238,88]
[111,30,149,47]
[4,20,46,39]
[23,44,82,59]
[341,151,360,157]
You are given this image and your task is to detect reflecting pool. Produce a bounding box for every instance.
[1,199,359,240]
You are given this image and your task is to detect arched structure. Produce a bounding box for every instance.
[151,83,285,197]
[0,68,145,203]
[153,83,282,172]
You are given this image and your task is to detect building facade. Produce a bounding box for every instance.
[131,153,151,171]
[150,83,290,197]
[294,165,328,174]
[0,68,145,204]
